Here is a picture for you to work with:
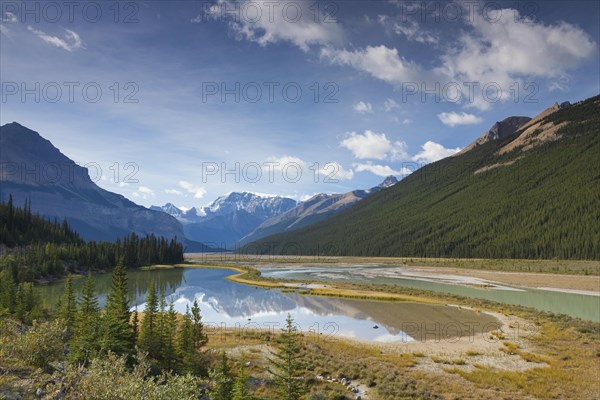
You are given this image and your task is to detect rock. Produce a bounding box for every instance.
[36,388,44,397]
[373,325,379,329]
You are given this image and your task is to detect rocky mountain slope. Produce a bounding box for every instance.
[0,122,185,242]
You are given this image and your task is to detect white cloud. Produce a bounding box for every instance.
[199,0,343,52]
[179,180,207,199]
[165,188,183,196]
[437,8,596,109]
[27,26,85,52]
[321,45,427,86]
[132,186,155,200]
[318,162,354,181]
[378,15,438,44]
[402,118,412,125]
[138,186,155,196]
[264,155,308,170]
[437,112,483,127]
[383,98,401,112]
[353,101,373,114]
[412,141,461,163]
[340,130,407,161]
[354,163,400,177]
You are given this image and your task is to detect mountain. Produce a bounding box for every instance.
[242,95,600,260]
[0,122,185,242]
[240,175,398,245]
[152,192,297,247]
[455,116,532,155]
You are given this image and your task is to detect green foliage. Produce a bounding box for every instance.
[49,351,204,400]
[268,314,306,400]
[139,280,160,358]
[10,319,67,370]
[209,352,234,400]
[231,361,251,400]
[69,273,101,365]
[58,274,77,337]
[246,95,600,260]
[101,259,134,358]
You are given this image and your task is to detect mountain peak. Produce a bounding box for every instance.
[456,115,531,156]
[378,175,398,188]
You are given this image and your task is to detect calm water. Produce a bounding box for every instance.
[261,266,600,322]
[36,267,499,343]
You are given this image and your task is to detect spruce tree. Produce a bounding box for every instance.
[138,281,159,358]
[191,299,208,348]
[209,352,233,400]
[58,275,77,337]
[268,314,305,400]
[101,258,133,357]
[176,305,205,374]
[231,361,251,400]
[161,300,178,370]
[70,272,100,365]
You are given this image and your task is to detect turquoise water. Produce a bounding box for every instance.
[261,266,600,322]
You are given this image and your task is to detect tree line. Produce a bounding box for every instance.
[0,195,184,284]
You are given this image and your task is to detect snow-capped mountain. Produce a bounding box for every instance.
[151,192,297,247]
[240,176,398,245]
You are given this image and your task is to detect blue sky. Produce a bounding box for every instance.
[1,0,598,208]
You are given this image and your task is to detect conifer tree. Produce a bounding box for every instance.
[231,360,251,400]
[58,275,77,337]
[70,272,100,365]
[161,300,178,370]
[268,314,305,400]
[101,258,133,357]
[209,352,233,400]
[191,299,208,348]
[138,281,159,358]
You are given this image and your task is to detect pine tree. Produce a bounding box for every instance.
[138,281,159,358]
[70,272,100,365]
[209,352,233,400]
[191,299,208,348]
[176,305,205,375]
[58,275,77,337]
[268,314,305,400]
[231,361,251,400]
[161,299,178,370]
[101,258,133,357]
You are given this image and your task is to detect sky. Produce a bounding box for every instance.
[1,0,598,209]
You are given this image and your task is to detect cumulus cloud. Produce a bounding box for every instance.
[165,188,183,196]
[27,26,85,52]
[437,8,597,109]
[412,141,461,163]
[437,111,483,127]
[353,101,373,114]
[318,162,354,181]
[321,45,427,86]
[179,180,207,199]
[198,0,343,51]
[321,7,596,110]
[354,163,401,177]
[340,130,407,161]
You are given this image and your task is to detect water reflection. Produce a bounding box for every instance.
[37,268,498,343]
